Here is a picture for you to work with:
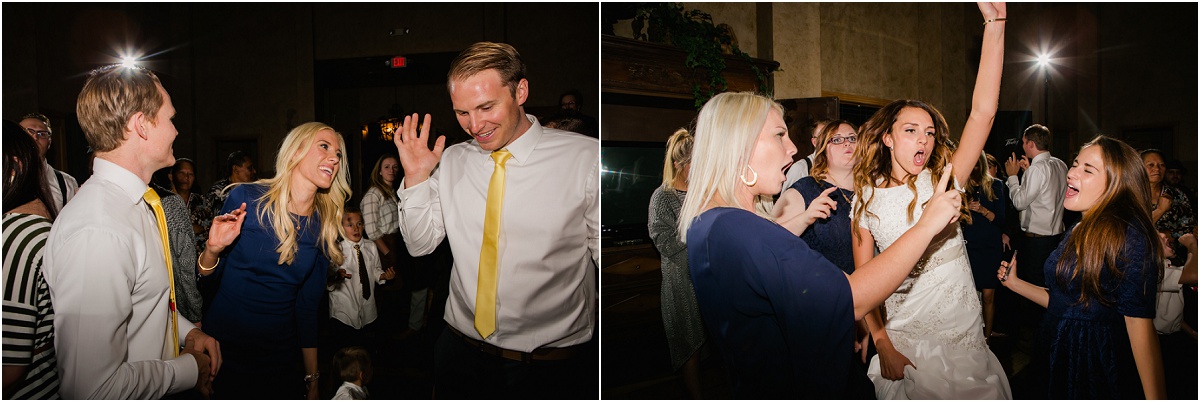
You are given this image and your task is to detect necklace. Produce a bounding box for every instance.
[823,180,853,204]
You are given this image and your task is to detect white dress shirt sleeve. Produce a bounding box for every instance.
[51,228,197,399]
[585,157,600,267]
[1007,160,1047,212]
[397,168,447,257]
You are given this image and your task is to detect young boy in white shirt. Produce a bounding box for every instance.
[329,208,395,350]
[332,346,373,400]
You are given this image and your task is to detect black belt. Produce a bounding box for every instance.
[448,326,580,362]
[1023,232,1057,238]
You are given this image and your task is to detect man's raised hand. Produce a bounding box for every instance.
[393,113,446,188]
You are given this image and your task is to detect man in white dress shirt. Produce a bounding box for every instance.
[393,42,598,399]
[1002,123,1067,364]
[18,113,78,213]
[42,64,222,399]
[1004,124,1067,289]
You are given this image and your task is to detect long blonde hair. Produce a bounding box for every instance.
[660,128,693,188]
[678,92,782,243]
[369,154,399,202]
[253,122,351,266]
[851,100,970,240]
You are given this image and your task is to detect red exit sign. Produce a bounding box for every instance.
[390,56,407,68]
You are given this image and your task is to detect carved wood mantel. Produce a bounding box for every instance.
[601,34,780,100]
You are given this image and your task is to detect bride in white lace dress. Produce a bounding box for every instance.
[849,3,1011,399]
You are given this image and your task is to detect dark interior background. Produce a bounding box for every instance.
[4,3,600,205]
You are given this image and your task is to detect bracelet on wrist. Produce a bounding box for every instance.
[198,251,220,271]
[304,372,320,382]
[983,17,1007,26]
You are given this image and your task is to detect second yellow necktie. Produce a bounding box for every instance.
[475,149,511,339]
[143,188,179,358]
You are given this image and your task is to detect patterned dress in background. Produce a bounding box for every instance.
[647,186,705,370]
[151,183,202,323]
[197,178,233,250]
[1157,185,1196,240]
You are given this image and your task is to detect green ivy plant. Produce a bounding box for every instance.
[631,3,771,109]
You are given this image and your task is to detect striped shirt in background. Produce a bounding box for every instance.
[3,213,61,399]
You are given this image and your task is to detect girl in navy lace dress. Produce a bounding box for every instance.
[999,135,1166,398]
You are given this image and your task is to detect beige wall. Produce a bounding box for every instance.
[605,3,1195,169]
[771,3,821,99]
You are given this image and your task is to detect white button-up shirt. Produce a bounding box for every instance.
[43,158,198,399]
[1007,151,1068,236]
[328,239,386,329]
[398,115,599,352]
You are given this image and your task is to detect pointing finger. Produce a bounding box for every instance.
[935,163,953,193]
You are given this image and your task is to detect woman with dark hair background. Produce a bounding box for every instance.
[1142,148,1195,259]
[2,120,62,399]
[1000,135,1166,398]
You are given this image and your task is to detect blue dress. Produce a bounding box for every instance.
[1041,224,1157,399]
[203,184,329,397]
[791,177,856,274]
[687,207,873,399]
[962,178,1007,290]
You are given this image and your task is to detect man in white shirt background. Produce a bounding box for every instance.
[780,119,829,192]
[392,42,598,399]
[18,113,78,213]
[1001,123,1067,389]
[43,64,223,399]
[1004,124,1067,289]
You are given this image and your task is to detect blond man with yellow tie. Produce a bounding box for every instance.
[393,42,599,399]
[43,64,225,399]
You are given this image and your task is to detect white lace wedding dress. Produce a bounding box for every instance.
[855,169,1011,399]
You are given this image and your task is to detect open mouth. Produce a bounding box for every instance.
[914,149,926,166]
[1065,183,1079,198]
[782,160,794,174]
[319,166,334,178]
[474,128,496,142]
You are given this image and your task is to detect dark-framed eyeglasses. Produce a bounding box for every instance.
[25,128,51,139]
[829,135,857,145]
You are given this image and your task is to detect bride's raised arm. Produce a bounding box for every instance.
[951,2,1007,186]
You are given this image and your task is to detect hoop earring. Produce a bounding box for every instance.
[740,165,758,187]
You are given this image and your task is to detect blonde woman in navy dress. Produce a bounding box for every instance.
[199,122,350,399]
[678,91,966,398]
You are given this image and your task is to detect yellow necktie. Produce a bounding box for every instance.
[475,149,511,339]
[143,189,180,358]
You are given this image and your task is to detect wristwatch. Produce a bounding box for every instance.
[304,372,320,383]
